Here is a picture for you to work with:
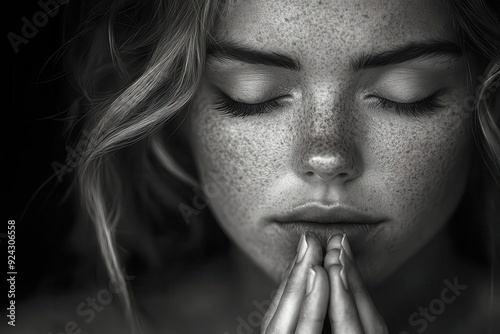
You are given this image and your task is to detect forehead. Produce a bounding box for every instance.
[215,0,456,61]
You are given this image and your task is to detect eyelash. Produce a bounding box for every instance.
[372,93,445,117]
[213,92,285,118]
[213,91,445,118]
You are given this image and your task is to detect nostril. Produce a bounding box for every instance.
[304,168,350,183]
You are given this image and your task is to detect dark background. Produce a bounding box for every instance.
[5,0,81,314]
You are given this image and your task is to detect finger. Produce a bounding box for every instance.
[339,235,388,334]
[294,265,329,334]
[265,234,323,333]
[261,248,299,331]
[262,233,318,332]
[327,264,365,334]
[324,234,343,282]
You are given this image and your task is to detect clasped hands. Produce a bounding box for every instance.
[261,234,389,334]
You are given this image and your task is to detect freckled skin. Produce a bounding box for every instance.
[185,0,476,290]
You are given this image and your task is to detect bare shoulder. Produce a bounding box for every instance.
[9,254,243,334]
[136,253,243,333]
[445,261,500,334]
[11,286,133,334]
[135,249,274,333]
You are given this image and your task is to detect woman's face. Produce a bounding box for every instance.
[186,0,477,286]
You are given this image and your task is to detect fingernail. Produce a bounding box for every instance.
[339,264,349,291]
[339,246,349,290]
[333,265,349,292]
[327,234,334,244]
[296,234,308,263]
[306,267,316,295]
[281,253,298,280]
[341,233,353,258]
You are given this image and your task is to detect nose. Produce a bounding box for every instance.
[297,141,362,184]
[293,87,363,185]
[305,155,354,182]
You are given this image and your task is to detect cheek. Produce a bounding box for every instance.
[188,91,299,280]
[357,92,473,279]
[371,102,472,226]
[187,92,289,229]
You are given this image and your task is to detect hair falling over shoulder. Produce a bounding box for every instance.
[64,0,229,331]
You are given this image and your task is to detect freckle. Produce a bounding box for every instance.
[362,14,369,18]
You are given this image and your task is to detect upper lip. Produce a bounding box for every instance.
[273,202,383,224]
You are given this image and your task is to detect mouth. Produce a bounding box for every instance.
[270,201,386,246]
[276,221,382,246]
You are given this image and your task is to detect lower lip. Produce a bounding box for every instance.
[275,221,383,247]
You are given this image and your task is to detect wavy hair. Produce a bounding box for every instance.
[62,0,500,332]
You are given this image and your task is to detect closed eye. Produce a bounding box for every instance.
[371,92,445,117]
[212,92,286,118]
[212,91,446,118]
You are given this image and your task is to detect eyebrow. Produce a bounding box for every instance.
[350,40,463,71]
[207,40,301,71]
[206,39,462,72]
